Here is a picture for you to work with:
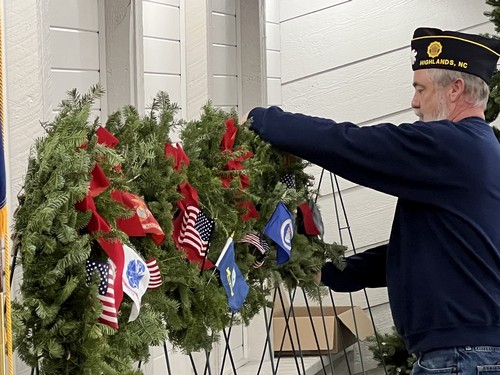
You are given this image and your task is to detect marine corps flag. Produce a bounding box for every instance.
[215,236,249,313]
[111,190,165,245]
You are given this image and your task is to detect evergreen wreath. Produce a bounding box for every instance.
[12,88,345,374]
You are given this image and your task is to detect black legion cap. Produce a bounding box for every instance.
[411,27,500,84]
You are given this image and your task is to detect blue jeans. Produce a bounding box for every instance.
[411,347,500,374]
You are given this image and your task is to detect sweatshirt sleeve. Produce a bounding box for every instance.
[248,106,449,202]
[320,244,387,292]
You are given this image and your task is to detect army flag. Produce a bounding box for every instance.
[122,244,150,322]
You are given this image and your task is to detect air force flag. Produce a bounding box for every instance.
[263,201,294,264]
[122,244,150,322]
[215,237,249,313]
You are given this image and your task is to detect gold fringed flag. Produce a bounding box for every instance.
[0,112,5,235]
[0,7,13,373]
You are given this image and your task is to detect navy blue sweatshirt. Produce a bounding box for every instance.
[249,106,500,353]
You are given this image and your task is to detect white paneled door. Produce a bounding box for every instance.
[49,0,104,122]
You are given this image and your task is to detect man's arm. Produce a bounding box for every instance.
[320,244,388,292]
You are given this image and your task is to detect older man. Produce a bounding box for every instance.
[247,28,500,374]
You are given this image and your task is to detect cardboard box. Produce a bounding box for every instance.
[272,292,374,355]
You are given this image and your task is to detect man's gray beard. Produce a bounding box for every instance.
[414,95,450,122]
[423,106,450,122]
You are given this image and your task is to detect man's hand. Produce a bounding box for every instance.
[239,111,250,125]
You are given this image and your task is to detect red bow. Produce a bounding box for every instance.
[221,118,253,189]
[238,201,259,221]
[177,182,199,210]
[96,126,119,148]
[165,143,190,172]
[222,117,237,151]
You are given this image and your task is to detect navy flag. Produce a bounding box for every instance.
[215,236,249,313]
[263,201,294,264]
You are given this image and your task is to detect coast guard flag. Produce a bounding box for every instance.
[263,201,294,264]
[215,237,249,313]
[122,244,150,322]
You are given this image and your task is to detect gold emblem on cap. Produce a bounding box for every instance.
[427,41,443,58]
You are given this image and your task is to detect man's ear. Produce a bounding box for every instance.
[449,78,465,102]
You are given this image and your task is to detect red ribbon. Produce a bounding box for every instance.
[75,195,111,233]
[97,238,125,309]
[177,182,199,210]
[89,164,110,197]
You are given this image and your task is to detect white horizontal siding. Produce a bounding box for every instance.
[280,0,494,83]
[317,187,395,251]
[280,0,347,22]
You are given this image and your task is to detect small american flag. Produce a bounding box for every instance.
[178,205,215,257]
[239,232,270,268]
[147,257,162,289]
[86,259,119,330]
[280,174,296,190]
